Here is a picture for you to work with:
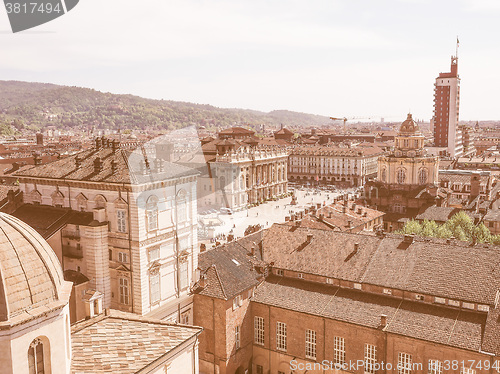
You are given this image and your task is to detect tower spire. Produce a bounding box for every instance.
[456,36,459,58]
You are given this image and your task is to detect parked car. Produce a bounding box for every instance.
[220,207,233,215]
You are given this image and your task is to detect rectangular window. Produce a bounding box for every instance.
[434,297,446,304]
[462,302,475,310]
[398,352,412,374]
[448,299,460,307]
[235,325,241,349]
[150,272,160,304]
[254,316,265,345]
[383,288,392,295]
[119,278,129,305]
[298,273,304,279]
[305,329,317,359]
[117,209,126,233]
[233,295,242,310]
[460,368,476,374]
[256,365,263,374]
[149,247,160,262]
[429,360,443,374]
[179,260,188,290]
[334,336,345,364]
[276,269,284,276]
[181,311,190,325]
[364,344,377,374]
[177,201,187,222]
[276,322,287,351]
[147,208,158,231]
[118,252,128,263]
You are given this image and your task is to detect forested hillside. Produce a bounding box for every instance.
[0,81,329,135]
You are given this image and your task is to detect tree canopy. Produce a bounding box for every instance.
[396,211,500,246]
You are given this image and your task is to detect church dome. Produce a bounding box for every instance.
[398,113,422,135]
[0,213,65,322]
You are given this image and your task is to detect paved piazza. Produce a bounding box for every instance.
[198,187,359,245]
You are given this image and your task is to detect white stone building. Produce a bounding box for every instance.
[13,138,199,323]
[288,145,383,187]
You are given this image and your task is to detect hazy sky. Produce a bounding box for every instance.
[1,0,500,121]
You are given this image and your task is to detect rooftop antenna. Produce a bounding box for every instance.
[456,36,459,58]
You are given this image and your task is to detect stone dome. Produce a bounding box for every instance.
[398,113,422,135]
[0,213,65,322]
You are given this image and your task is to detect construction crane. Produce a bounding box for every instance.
[330,116,380,133]
[329,117,348,133]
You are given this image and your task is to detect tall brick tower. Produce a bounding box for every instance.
[433,52,463,157]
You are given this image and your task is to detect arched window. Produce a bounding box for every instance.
[397,168,406,184]
[28,338,46,374]
[146,195,159,231]
[418,168,428,185]
[381,168,387,183]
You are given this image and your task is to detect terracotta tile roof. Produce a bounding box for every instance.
[289,145,383,157]
[315,201,384,230]
[70,310,202,374]
[252,276,485,352]
[14,147,198,185]
[262,224,500,305]
[415,206,460,222]
[11,204,93,239]
[196,240,265,300]
[483,209,500,222]
[218,127,255,135]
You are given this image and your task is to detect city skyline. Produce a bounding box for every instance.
[2,0,500,122]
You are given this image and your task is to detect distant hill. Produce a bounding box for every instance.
[0,80,330,135]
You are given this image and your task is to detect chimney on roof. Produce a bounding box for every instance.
[95,137,102,149]
[357,207,362,215]
[75,156,81,168]
[306,233,313,242]
[294,220,300,227]
[198,275,206,288]
[347,220,352,228]
[111,160,117,174]
[352,203,356,211]
[328,211,332,218]
[33,153,42,166]
[342,205,347,214]
[363,211,367,217]
[319,213,324,221]
[354,243,359,252]
[403,235,414,244]
[94,157,103,173]
[112,140,119,153]
[380,314,387,328]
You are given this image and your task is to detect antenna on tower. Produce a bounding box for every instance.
[456,36,459,58]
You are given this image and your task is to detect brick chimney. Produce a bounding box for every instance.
[112,140,119,153]
[33,153,42,166]
[75,156,81,168]
[94,157,103,173]
[306,233,313,242]
[111,160,117,174]
[380,314,387,328]
[95,137,102,149]
[470,173,481,198]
